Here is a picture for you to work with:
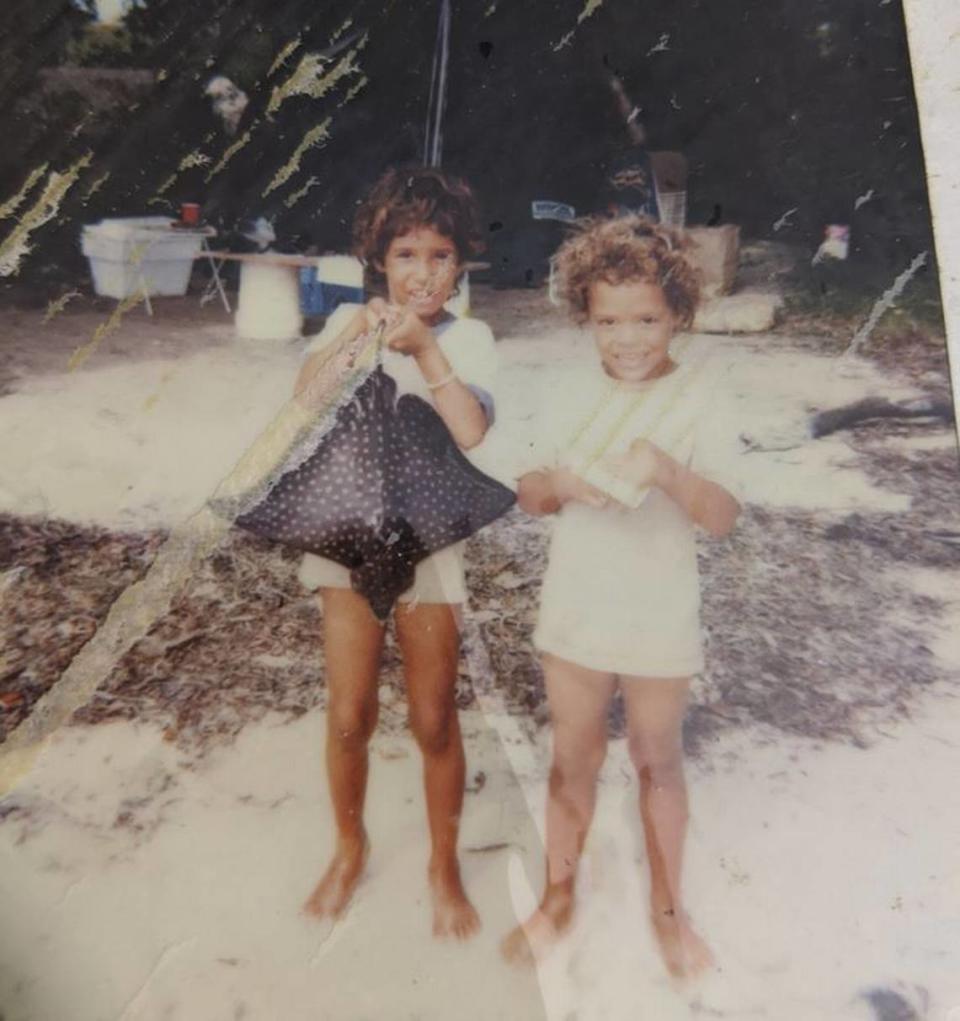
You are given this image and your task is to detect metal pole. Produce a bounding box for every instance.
[423,0,452,167]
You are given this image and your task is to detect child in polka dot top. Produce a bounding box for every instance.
[293,166,497,940]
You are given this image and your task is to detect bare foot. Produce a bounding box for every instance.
[650,906,715,980]
[500,887,575,967]
[429,859,481,940]
[302,836,369,920]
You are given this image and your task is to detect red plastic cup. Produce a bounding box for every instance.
[180,203,201,226]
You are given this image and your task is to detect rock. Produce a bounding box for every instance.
[693,291,782,334]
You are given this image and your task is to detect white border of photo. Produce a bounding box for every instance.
[903,0,960,439]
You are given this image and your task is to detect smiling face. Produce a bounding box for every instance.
[380,225,461,324]
[587,278,678,384]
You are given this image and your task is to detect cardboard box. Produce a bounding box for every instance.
[684,225,740,298]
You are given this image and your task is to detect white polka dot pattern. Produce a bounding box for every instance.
[236,367,515,620]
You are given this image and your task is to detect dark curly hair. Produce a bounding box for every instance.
[352,165,484,285]
[552,215,701,329]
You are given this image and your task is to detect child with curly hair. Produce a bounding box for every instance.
[501,215,742,978]
[294,166,497,939]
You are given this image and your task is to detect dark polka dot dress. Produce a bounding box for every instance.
[235,366,515,620]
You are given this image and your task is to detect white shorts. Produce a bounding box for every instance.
[298,541,468,605]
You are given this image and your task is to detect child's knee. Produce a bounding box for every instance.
[551,738,606,792]
[409,703,456,756]
[328,698,378,747]
[628,734,684,786]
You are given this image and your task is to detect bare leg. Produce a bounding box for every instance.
[395,600,479,940]
[501,654,616,966]
[622,675,714,979]
[303,588,384,919]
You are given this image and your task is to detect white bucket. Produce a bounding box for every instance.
[235,261,303,342]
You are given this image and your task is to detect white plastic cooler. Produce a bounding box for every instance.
[81,217,205,299]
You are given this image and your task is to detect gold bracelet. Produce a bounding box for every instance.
[426,370,457,391]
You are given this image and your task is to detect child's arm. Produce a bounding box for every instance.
[656,453,740,537]
[379,303,488,449]
[609,440,740,537]
[517,468,609,516]
[415,341,488,449]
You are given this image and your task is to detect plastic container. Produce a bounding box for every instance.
[650,151,689,229]
[531,200,576,223]
[81,217,204,299]
[299,255,365,316]
[656,190,688,228]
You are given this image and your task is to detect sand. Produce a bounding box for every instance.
[0,321,923,531]
[1,286,958,1018]
[0,339,302,529]
[0,711,547,1021]
[2,683,959,1020]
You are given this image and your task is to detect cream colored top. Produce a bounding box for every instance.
[516,354,744,677]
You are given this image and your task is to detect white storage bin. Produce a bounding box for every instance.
[81,218,204,299]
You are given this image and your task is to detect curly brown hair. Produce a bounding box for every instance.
[552,215,701,328]
[352,165,484,285]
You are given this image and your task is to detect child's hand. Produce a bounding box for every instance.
[551,467,610,509]
[364,299,436,357]
[362,297,397,335]
[603,439,667,490]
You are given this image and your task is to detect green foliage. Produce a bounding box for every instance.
[0,0,93,98]
[65,23,134,67]
[0,0,941,296]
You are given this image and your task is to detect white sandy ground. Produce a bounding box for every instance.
[1,315,959,1018]
[0,324,925,530]
[0,339,304,530]
[1,673,960,1021]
